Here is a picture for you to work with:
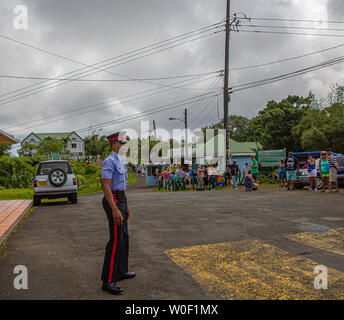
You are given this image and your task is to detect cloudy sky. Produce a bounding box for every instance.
[0,0,344,153]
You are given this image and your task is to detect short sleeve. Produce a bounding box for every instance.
[102,158,115,179]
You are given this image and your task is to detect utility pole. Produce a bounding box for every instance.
[223,0,230,167]
[153,120,157,139]
[168,109,188,167]
[184,108,188,166]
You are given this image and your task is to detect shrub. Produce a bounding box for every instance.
[0,156,35,188]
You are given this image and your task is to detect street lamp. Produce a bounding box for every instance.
[169,109,188,166]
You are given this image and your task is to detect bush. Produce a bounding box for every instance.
[0,156,35,188]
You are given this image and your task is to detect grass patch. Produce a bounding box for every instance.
[0,241,7,258]
[0,173,138,201]
[0,188,33,200]
[12,207,35,233]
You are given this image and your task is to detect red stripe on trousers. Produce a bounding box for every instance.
[108,194,118,283]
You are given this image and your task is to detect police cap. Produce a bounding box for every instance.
[107,131,128,144]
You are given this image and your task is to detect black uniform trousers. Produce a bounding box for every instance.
[101,192,129,283]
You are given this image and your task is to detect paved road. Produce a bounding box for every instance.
[1,177,344,299]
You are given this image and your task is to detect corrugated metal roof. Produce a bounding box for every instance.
[35,133,71,139]
[0,129,18,145]
[194,135,256,156]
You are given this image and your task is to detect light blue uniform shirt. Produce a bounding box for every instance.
[102,152,128,190]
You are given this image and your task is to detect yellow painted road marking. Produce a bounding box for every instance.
[287,228,344,256]
[165,239,344,300]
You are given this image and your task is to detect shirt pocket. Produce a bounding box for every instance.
[117,164,126,174]
[115,163,127,186]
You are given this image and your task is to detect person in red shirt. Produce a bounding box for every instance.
[162,170,169,190]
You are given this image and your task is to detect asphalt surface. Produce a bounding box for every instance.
[1,176,344,300]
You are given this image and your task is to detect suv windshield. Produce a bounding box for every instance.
[37,162,73,175]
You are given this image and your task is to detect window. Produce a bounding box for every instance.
[71,138,77,149]
[37,162,73,175]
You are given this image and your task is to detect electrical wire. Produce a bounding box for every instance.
[7,74,220,133]
[0,70,221,82]
[75,92,221,134]
[230,43,344,71]
[231,55,344,92]
[232,93,257,117]
[0,23,224,107]
[238,29,344,38]
[249,17,344,24]
[189,95,219,127]
[241,24,344,32]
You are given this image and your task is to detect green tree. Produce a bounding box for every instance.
[327,83,344,105]
[293,108,329,151]
[37,137,64,156]
[293,102,344,153]
[324,103,344,153]
[250,95,312,152]
[0,156,35,188]
[20,142,35,157]
[85,135,109,156]
[0,144,11,156]
[197,115,254,143]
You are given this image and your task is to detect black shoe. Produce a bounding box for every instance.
[118,272,136,281]
[102,282,123,294]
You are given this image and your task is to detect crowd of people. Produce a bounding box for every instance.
[129,163,146,176]
[128,149,341,193]
[156,155,261,192]
[277,149,340,193]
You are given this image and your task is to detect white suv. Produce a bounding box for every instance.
[33,160,78,206]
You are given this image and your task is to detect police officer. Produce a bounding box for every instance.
[101,131,136,294]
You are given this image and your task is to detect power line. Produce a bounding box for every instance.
[188,77,222,122]
[231,93,257,118]
[75,92,221,134]
[0,22,223,92]
[0,70,221,82]
[199,98,218,127]
[231,55,344,92]
[0,30,223,108]
[7,74,221,133]
[188,76,222,117]
[231,43,344,71]
[166,76,221,132]
[189,95,218,127]
[241,24,344,32]
[249,17,344,24]
[0,23,224,107]
[238,29,344,38]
